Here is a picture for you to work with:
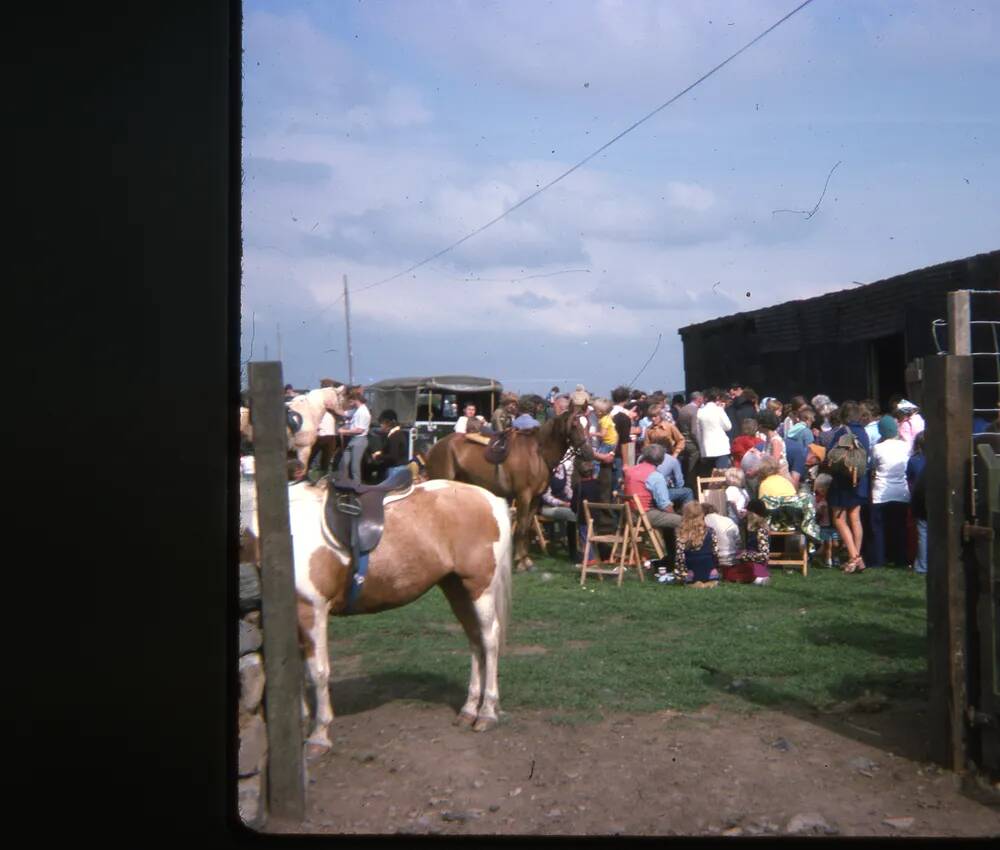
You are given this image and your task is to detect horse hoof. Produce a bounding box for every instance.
[472,715,499,732]
[304,740,332,760]
[454,711,477,728]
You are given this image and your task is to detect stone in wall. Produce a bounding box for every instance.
[240,616,263,655]
[239,653,265,714]
[238,773,264,828]
[239,711,268,777]
[240,562,262,613]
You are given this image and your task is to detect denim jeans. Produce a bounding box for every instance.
[385,464,410,480]
[337,435,368,481]
[914,518,928,573]
[612,456,623,494]
[667,487,694,507]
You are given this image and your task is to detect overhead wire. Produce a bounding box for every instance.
[337,0,819,301]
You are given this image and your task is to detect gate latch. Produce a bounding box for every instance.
[965,705,997,729]
[962,522,994,543]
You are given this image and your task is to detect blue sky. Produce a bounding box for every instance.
[241,0,999,395]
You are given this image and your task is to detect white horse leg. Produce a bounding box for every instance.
[456,640,485,726]
[437,575,484,727]
[471,592,501,732]
[303,599,334,752]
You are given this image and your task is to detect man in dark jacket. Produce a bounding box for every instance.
[371,409,410,481]
[726,387,759,437]
[676,391,703,480]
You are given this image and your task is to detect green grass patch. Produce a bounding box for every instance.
[327,558,928,717]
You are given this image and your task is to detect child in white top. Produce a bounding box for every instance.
[702,503,741,569]
[724,466,749,525]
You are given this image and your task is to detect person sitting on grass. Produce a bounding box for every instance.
[675,501,721,588]
[702,502,740,578]
[729,498,772,586]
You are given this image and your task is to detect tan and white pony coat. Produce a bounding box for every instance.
[249,477,513,751]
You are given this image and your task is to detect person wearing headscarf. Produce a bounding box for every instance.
[895,399,925,448]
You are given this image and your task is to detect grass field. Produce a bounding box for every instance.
[328,557,928,722]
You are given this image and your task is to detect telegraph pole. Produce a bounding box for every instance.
[343,273,354,385]
[276,321,282,364]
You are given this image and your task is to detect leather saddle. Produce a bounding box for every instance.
[324,466,413,555]
[483,429,514,465]
[286,407,304,435]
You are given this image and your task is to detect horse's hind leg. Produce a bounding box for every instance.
[513,491,536,572]
[470,580,502,732]
[437,574,484,727]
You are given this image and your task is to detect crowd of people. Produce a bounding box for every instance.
[538,382,943,584]
[259,378,1000,587]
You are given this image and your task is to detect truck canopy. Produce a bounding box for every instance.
[366,375,503,425]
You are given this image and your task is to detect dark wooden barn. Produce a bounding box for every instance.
[677,250,1000,410]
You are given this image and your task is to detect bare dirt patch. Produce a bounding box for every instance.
[266,696,1000,837]
[507,644,548,656]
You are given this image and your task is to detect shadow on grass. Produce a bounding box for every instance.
[803,621,927,660]
[330,670,467,717]
[699,636,930,763]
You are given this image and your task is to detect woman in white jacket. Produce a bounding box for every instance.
[695,388,733,477]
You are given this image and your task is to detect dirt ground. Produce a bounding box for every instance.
[265,680,1000,838]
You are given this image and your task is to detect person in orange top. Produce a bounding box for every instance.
[643,403,686,457]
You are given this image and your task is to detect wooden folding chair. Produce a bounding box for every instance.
[532,513,551,555]
[696,474,728,503]
[629,495,665,562]
[579,501,639,586]
[768,530,808,576]
[766,507,809,576]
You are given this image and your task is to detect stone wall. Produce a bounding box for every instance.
[238,469,268,828]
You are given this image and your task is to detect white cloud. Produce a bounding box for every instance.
[367,0,815,99]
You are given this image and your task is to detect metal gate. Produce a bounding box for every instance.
[925,289,1000,780]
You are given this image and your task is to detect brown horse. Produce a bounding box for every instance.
[247,476,513,753]
[425,411,593,571]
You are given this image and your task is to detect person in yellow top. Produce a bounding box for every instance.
[591,398,618,453]
[756,456,797,498]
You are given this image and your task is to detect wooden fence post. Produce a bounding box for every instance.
[248,362,305,821]
[947,290,971,357]
[924,353,973,772]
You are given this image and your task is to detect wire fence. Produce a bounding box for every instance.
[930,289,1000,518]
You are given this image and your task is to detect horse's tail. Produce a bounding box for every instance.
[487,490,513,654]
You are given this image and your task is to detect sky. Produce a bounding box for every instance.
[241,0,999,396]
